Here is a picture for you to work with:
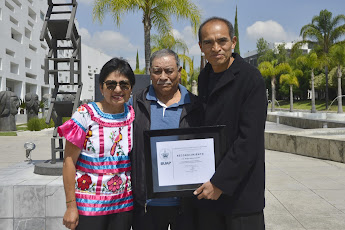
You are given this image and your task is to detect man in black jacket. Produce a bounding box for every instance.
[130,49,203,230]
[193,17,267,229]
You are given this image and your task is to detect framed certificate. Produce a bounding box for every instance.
[144,125,227,199]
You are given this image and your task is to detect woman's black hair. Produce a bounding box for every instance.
[99,57,135,88]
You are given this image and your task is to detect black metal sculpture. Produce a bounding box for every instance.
[38,0,82,169]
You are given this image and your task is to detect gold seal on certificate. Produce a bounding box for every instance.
[144,126,226,198]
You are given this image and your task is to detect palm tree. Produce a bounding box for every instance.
[93,0,201,74]
[151,33,188,54]
[296,52,320,113]
[330,44,345,113]
[279,65,302,112]
[151,32,194,85]
[258,61,290,111]
[297,9,345,109]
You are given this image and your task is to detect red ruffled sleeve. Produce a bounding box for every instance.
[58,119,87,150]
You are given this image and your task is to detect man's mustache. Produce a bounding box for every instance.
[157,80,172,85]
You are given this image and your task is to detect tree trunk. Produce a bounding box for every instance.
[325,65,329,109]
[271,76,276,112]
[143,15,151,75]
[337,64,343,113]
[311,69,316,113]
[290,85,293,112]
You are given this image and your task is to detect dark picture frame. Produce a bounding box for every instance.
[144,125,227,199]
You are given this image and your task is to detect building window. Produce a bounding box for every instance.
[11,0,22,8]
[10,16,18,26]
[40,11,44,20]
[26,73,37,79]
[10,62,19,75]
[6,49,15,57]
[28,7,36,22]
[5,1,14,12]
[28,20,34,28]
[41,43,47,50]
[25,58,31,69]
[25,27,32,40]
[29,44,37,52]
[27,0,33,5]
[11,28,22,43]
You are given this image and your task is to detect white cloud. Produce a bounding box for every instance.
[171,26,199,54]
[76,26,141,69]
[80,28,137,54]
[246,20,299,43]
[189,44,201,56]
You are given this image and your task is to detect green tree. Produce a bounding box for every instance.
[234,5,240,54]
[329,44,345,113]
[136,50,139,70]
[151,33,188,53]
[93,0,201,75]
[276,43,288,64]
[296,52,321,113]
[297,9,345,109]
[151,32,193,86]
[258,61,290,111]
[279,66,302,112]
[256,38,274,64]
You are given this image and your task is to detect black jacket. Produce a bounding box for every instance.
[131,86,204,207]
[197,53,267,214]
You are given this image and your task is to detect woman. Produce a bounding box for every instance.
[58,57,135,230]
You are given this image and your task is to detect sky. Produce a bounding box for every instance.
[73,0,345,70]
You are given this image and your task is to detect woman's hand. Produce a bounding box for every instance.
[63,206,79,230]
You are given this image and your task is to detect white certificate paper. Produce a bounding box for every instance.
[156,138,215,186]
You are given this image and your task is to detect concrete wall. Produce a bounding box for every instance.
[265,130,345,163]
[267,114,345,129]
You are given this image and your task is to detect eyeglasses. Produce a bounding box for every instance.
[103,80,131,91]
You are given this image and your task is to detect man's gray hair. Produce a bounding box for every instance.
[198,17,234,43]
[150,49,180,68]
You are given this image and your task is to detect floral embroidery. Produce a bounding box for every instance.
[107,175,123,192]
[77,105,88,117]
[115,145,125,156]
[77,174,92,190]
[110,128,123,156]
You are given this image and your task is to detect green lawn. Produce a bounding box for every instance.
[271,100,345,112]
[0,132,17,136]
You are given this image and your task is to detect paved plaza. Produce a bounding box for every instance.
[1,122,345,229]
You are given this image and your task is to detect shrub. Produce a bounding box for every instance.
[27,118,42,131]
[39,118,52,129]
[27,117,70,131]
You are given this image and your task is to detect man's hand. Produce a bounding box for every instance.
[63,206,79,230]
[193,181,223,200]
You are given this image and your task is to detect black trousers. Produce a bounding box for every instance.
[196,209,265,230]
[76,211,132,230]
[133,205,195,230]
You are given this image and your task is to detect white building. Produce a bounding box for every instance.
[0,0,111,101]
[0,0,51,100]
[243,42,312,67]
[81,43,112,101]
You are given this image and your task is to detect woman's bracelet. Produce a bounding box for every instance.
[66,199,75,204]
